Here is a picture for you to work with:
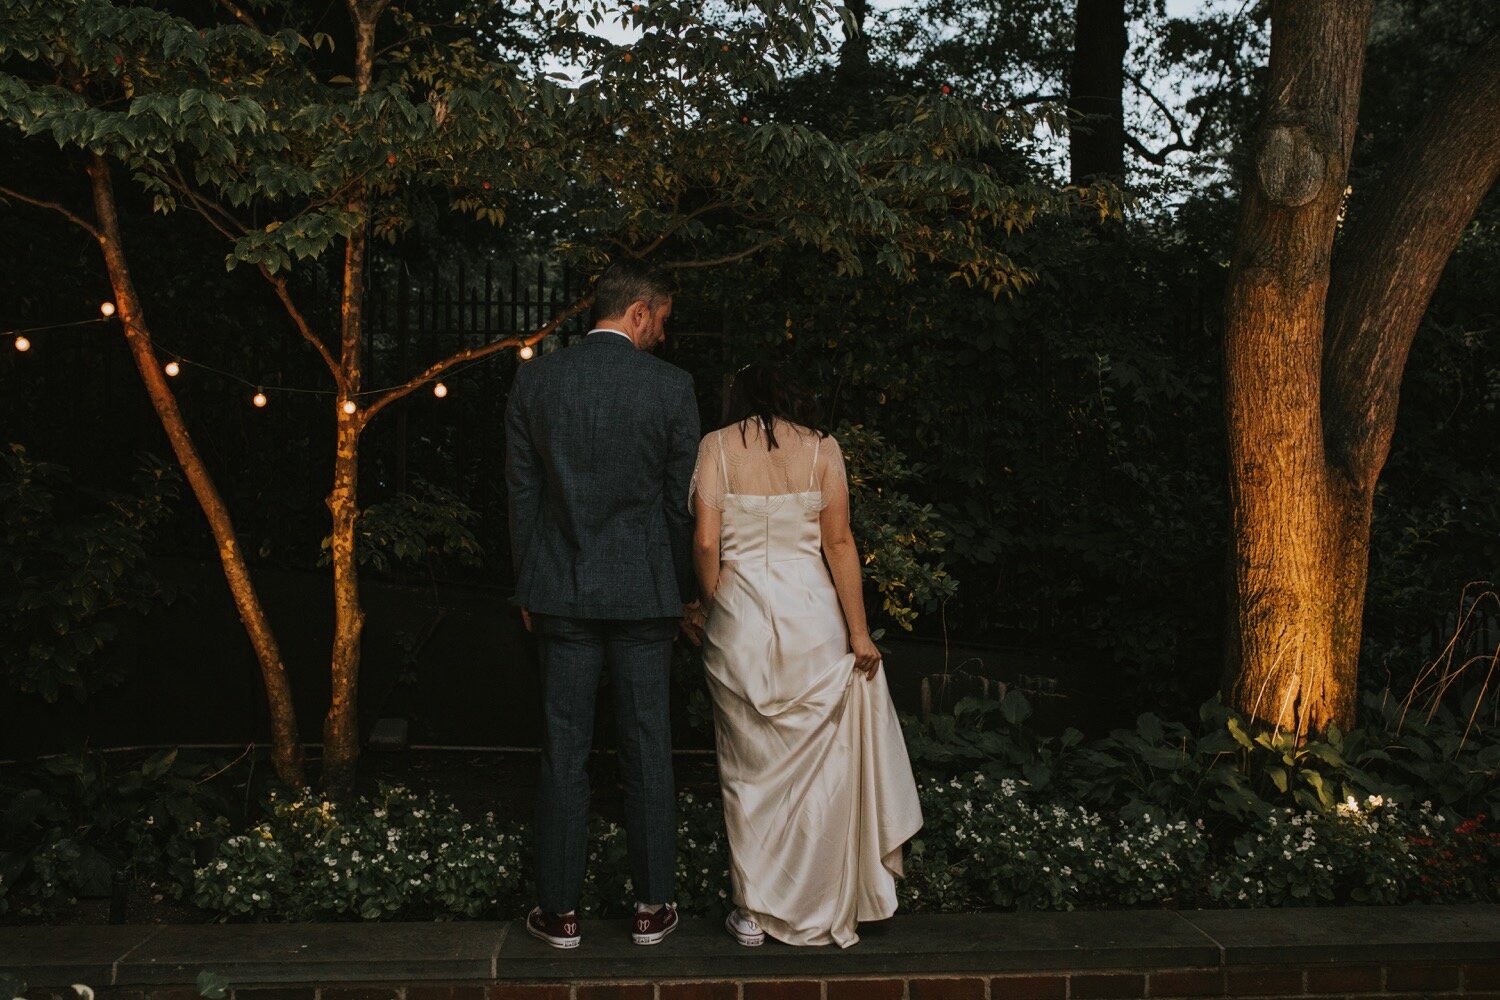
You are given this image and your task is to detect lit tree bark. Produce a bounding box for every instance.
[1222,1,1500,738]
[1068,0,1127,183]
[85,155,306,786]
[319,0,390,795]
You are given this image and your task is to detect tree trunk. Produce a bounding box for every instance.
[86,155,306,786]
[320,0,387,795]
[1068,0,1128,183]
[836,0,870,87]
[1319,30,1500,715]
[1222,4,1500,738]
[1221,0,1373,739]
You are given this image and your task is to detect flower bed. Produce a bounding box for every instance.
[4,688,1496,922]
[177,777,1499,922]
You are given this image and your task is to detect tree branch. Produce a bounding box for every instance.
[661,238,780,269]
[158,166,247,242]
[630,200,731,259]
[216,0,262,32]
[262,267,344,382]
[360,293,595,424]
[154,168,343,381]
[0,183,102,240]
[1323,31,1500,490]
[1123,131,1198,166]
[1123,71,1206,164]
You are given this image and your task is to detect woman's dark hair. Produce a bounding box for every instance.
[725,363,828,450]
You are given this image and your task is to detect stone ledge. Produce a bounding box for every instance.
[0,906,1497,990]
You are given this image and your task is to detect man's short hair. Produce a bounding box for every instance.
[591,258,674,325]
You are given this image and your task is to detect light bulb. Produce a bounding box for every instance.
[519,344,535,360]
[433,382,448,398]
[342,400,357,415]
[100,301,116,317]
[164,360,181,377]
[14,336,30,353]
[252,391,268,408]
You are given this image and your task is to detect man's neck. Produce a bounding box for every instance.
[589,326,638,349]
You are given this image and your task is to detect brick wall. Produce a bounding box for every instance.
[48,962,1500,1000]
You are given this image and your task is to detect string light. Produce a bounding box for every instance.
[11,308,536,407]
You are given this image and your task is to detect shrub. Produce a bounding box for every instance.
[0,748,228,920]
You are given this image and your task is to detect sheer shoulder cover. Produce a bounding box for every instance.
[691,421,845,515]
[817,433,848,507]
[690,432,728,513]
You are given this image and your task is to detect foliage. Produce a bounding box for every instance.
[870,0,1268,195]
[189,782,733,922]
[320,476,482,574]
[837,421,958,631]
[182,769,1497,923]
[191,783,527,921]
[1207,797,1426,907]
[902,686,1500,826]
[0,0,1107,287]
[175,678,1498,922]
[705,208,1231,717]
[0,748,229,920]
[0,444,177,703]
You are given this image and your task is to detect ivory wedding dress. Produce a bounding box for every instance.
[692,419,923,948]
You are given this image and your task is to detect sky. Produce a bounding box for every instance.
[568,0,1241,197]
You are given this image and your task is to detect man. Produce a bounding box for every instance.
[505,258,701,949]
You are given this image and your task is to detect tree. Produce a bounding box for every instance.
[1067,0,1126,183]
[878,0,1267,194]
[1221,0,1500,738]
[1,0,1108,792]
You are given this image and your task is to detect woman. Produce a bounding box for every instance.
[690,364,923,949]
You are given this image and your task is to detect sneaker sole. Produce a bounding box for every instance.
[527,923,581,950]
[632,921,678,946]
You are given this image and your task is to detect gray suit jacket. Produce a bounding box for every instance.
[505,331,701,620]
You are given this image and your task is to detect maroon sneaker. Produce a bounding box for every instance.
[631,902,679,945]
[527,906,581,949]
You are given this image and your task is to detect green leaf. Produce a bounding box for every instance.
[196,971,231,1000]
[1000,689,1031,725]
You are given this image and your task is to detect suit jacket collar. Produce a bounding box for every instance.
[585,328,638,349]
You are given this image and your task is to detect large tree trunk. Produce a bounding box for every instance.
[86,155,306,786]
[836,0,870,87]
[1068,0,1127,183]
[1222,6,1500,738]
[320,0,387,795]
[1221,0,1373,739]
[1319,31,1500,716]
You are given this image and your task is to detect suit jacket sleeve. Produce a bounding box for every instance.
[504,364,541,597]
[665,376,702,604]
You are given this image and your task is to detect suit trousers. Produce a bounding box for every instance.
[532,613,678,913]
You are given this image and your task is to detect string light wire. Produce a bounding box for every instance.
[10,306,537,404]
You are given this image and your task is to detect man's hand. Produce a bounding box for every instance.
[678,601,706,646]
[520,608,533,633]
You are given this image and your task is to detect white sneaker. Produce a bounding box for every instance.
[725,908,766,947]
